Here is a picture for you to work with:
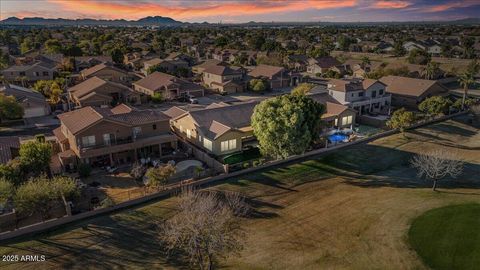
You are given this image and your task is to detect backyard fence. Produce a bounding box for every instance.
[0,110,470,242]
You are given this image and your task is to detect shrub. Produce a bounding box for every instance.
[151,92,164,103]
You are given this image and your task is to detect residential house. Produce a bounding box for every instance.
[68,77,141,108]
[170,102,258,156]
[248,64,295,90]
[192,59,223,75]
[379,75,449,109]
[54,104,177,170]
[284,54,309,72]
[212,49,238,62]
[133,72,204,99]
[203,65,245,94]
[0,137,20,165]
[74,56,112,71]
[80,63,130,84]
[166,52,195,66]
[307,56,342,75]
[142,58,189,76]
[1,61,56,82]
[0,84,51,118]
[403,41,426,52]
[309,91,357,129]
[327,79,391,115]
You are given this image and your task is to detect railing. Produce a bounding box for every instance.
[80,134,171,151]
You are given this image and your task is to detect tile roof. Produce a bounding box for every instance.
[0,137,20,164]
[81,63,125,78]
[0,84,47,102]
[203,65,242,76]
[177,101,258,139]
[69,77,131,100]
[310,56,341,68]
[248,64,284,78]
[379,75,446,97]
[163,106,187,119]
[58,104,170,135]
[134,72,203,93]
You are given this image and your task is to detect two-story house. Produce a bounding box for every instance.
[68,77,141,108]
[133,71,204,99]
[54,104,177,170]
[80,63,130,84]
[142,58,189,76]
[306,56,342,75]
[327,79,391,115]
[1,61,56,82]
[248,65,294,90]
[202,65,245,94]
[169,102,258,156]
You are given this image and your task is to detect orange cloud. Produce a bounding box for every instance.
[44,0,357,20]
[373,1,411,9]
[426,1,479,12]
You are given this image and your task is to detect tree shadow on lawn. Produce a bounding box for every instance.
[335,145,480,190]
[426,123,477,137]
[2,208,192,270]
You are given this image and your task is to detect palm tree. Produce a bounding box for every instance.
[458,72,474,110]
[422,61,439,80]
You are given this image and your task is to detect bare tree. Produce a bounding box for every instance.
[411,149,464,191]
[159,189,248,270]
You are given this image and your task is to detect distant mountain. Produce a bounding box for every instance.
[0,16,183,26]
[1,16,479,27]
[450,17,480,24]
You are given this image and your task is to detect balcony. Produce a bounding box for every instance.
[78,133,177,158]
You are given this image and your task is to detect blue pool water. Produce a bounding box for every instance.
[328,133,349,143]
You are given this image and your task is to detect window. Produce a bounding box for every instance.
[358,92,364,97]
[379,89,384,95]
[342,115,353,125]
[203,138,213,151]
[43,71,49,76]
[19,72,25,76]
[33,72,40,77]
[186,129,191,138]
[220,139,237,152]
[152,124,157,130]
[198,135,203,142]
[103,134,112,145]
[133,127,142,138]
[81,135,96,147]
[371,91,377,98]
[179,125,184,133]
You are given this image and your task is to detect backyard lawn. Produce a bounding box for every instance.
[0,115,479,269]
[409,204,480,270]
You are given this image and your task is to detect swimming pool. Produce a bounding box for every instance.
[328,133,349,143]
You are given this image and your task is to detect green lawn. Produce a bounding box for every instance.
[0,116,479,269]
[223,147,262,165]
[409,204,480,270]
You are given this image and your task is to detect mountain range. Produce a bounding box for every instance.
[0,16,183,26]
[0,16,479,27]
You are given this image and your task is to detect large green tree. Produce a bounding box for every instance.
[386,108,415,135]
[418,96,452,117]
[145,164,176,187]
[19,141,52,176]
[0,93,24,121]
[252,94,325,159]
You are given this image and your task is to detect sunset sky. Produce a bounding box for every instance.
[1,0,479,23]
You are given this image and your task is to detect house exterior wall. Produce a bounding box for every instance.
[171,115,251,156]
[2,66,54,81]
